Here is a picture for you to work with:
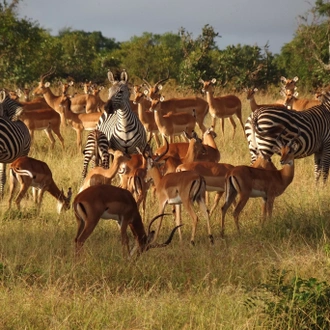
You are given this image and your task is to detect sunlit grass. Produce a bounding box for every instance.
[0,91,329,329]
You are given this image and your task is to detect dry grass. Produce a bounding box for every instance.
[0,91,329,329]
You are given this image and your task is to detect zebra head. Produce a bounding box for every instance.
[104,69,130,114]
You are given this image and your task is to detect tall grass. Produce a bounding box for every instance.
[0,91,330,329]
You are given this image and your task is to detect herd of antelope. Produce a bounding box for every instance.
[3,72,324,258]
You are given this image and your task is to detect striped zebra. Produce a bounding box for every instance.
[245,91,330,183]
[0,91,31,197]
[81,129,110,181]
[96,70,147,155]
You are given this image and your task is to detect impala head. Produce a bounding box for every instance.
[104,69,130,114]
[57,187,73,214]
[33,67,56,96]
[280,76,298,91]
[149,95,164,112]
[199,78,216,94]
[283,89,299,109]
[244,87,258,100]
[203,126,217,140]
[273,128,301,165]
[129,213,182,256]
[142,69,170,100]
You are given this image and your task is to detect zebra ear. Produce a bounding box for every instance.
[108,71,115,84]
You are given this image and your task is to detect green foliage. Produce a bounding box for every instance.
[245,268,330,329]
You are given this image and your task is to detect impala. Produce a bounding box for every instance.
[275,76,299,103]
[33,68,69,126]
[150,95,197,144]
[199,78,244,137]
[220,129,300,236]
[18,108,65,149]
[8,156,72,214]
[79,150,131,192]
[144,142,213,245]
[64,81,100,114]
[284,89,320,110]
[154,126,220,163]
[74,184,181,257]
[144,75,209,133]
[59,96,102,151]
[133,89,161,147]
[244,87,286,112]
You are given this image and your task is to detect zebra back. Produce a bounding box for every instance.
[0,91,24,121]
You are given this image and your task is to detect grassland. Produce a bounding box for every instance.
[0,90,330,329]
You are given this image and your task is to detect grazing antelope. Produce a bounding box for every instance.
[150,95,197,144]
[144,141,213,245]
[199,78,244,137]
[79,149,131,192]
[73,184,181,257]
[220,129,300,236]
[18,108,65,149]
[8,156,72,214]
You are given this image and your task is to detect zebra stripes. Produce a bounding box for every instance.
[245,91,330,183]
[0,91,31,197]
[81,129,110,181]
[96,70,147,155]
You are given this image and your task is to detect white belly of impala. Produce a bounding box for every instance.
[101,210,120,221]
[167,196,182,204]
[250,189,267,198]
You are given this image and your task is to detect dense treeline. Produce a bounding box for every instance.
[2,0,330,92]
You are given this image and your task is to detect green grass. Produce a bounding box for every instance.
[0,92,330,329]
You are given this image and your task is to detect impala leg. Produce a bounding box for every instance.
[229,117,237,138]
[221,118,225,136]
[77,130,82,152]
[220,188,237,237]
[36,189,46,214]
[44,127,56,149]
[14,178,32,210]
[120,220,130,257]
[209,191,224,217]
[232,194,250,235]
[182,200,198,246]
[174,204,183,241]
[8,170,18,209]
[52,126,65,149]
[197,198,214,244]
[153,132,161,148]
[75,215,100,253]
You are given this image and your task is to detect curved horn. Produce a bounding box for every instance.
[148,225,184,249]
[154,136,169,162]
[147,213,171,236]
[141,135,154,160]
[40,67,55,83]
[153,68,170,89]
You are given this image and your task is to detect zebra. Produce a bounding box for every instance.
[245,91,330,183]
[0,90,31,197]
[96,70,147,155]
[81,129,110,181]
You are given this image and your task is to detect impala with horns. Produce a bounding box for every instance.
[150,95,197,144]
[33,67,70,126]
[18,107,65,149]
[8,156,72,214]
[74,184,181,257]
[220,128,300,237]
[144,139,213,245]
[199,78,244,137]
[275,76,299,104]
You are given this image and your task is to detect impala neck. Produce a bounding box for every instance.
[280,161,295,186]
[42,88,61,109]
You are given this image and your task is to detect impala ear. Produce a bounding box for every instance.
[211,78,217,84]
[45,82,51,87]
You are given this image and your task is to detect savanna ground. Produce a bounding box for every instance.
[0,88,330,329]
